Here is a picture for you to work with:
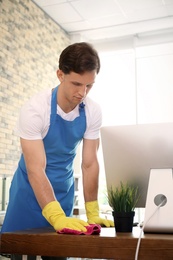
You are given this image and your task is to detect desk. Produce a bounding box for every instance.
[1,227,173,260]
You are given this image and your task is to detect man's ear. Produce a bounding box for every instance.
[57,70,64,82]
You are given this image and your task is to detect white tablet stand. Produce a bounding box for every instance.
[144,168,173,233]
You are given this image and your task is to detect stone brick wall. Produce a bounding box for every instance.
[0,0,70,175]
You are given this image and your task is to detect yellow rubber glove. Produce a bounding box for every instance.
[42,201,89,232]
[85,200,114,227]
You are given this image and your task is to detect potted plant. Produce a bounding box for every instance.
[107,181,139,232]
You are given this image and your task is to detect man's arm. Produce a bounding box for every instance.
[82,138,99,202]
[21,138,89,231]
[82,138,114,227]
[20,138,56,209]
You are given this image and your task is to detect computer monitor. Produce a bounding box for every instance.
[101,122,173,208]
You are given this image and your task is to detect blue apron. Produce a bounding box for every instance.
[1,86,86,232]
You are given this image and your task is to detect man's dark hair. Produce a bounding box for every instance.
[59,42,100,74]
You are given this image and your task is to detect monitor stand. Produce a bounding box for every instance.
[144,168,173,233]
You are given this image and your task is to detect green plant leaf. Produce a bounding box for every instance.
[107,181,140,212]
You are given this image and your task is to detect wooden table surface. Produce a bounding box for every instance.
[1,226,173,260]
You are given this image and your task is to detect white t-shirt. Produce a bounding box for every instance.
[16,88,102,140]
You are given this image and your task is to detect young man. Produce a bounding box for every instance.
[1,42,114,235]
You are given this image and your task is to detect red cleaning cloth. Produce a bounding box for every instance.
[57,224,101,235]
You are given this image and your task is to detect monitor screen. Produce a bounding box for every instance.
[101,123,173,208]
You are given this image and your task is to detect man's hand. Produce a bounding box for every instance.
[42,201,89,231]
[85,200,114,227]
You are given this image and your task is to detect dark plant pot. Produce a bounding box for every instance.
[112,211,135,233]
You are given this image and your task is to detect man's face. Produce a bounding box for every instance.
[57,70,97,108]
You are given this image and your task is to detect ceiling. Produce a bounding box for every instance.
[32,0,173,43]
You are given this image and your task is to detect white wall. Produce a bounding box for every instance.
[91,40,173,126]
[136,42,173,124]
[89,49,137,126]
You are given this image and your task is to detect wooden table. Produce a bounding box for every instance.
[1,227,173,260]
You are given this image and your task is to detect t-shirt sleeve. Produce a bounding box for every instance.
[84,98,102,140]
[15,95,48,140]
